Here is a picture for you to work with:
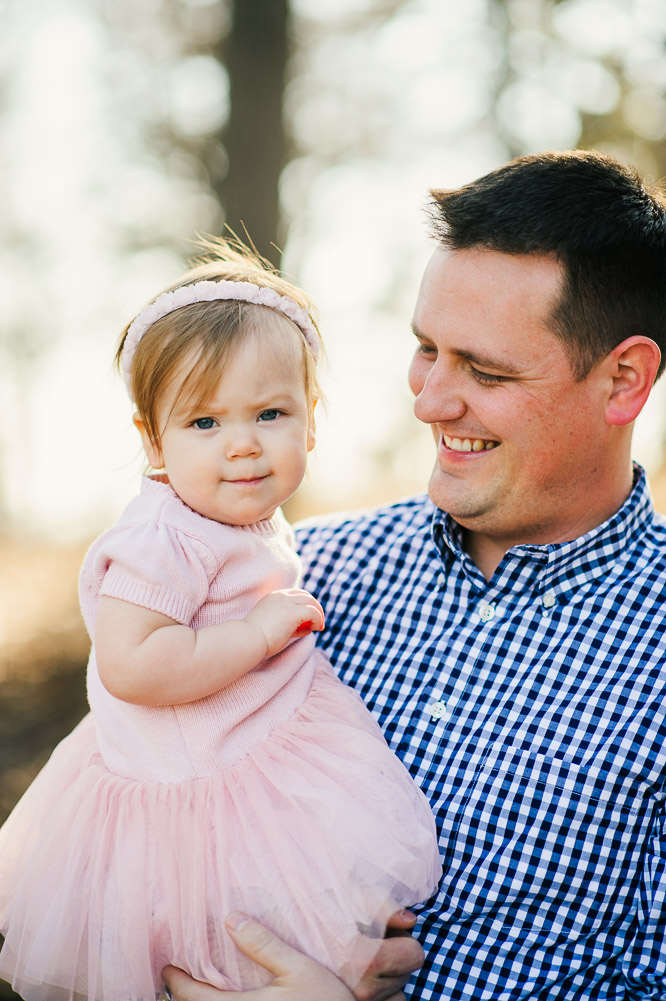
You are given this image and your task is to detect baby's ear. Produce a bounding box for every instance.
[307,400,317,452]
[133,413,164,469]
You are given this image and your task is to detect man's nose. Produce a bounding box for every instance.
[412,364,466,425]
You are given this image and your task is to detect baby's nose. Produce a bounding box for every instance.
[226,429,261,458]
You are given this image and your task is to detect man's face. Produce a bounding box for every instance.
[408,247,614,555]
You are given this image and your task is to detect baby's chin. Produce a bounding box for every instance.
[205,502,282,527]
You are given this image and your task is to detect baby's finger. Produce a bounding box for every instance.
[305,602,325,630]
[284,587,322,606]
[293,605,325,636]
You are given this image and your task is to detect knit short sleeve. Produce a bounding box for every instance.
[80,521,219,635]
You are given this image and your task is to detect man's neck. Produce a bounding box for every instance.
[462,532,514,582]
[460,470,636,582]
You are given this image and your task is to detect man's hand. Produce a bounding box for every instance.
[162,913,353,1001]
[354,910,424,1001]
[162,909,423,1001]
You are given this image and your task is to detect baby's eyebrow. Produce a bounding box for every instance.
[169,399,220,423]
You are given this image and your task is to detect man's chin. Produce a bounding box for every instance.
[427,471,489,521]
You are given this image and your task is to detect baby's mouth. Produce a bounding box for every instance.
[442,434,499,453]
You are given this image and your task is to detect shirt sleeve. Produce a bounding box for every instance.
[83,520,219,629]
[622,810,666,996]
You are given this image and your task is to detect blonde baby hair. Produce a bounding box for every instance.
[116,237,322,449]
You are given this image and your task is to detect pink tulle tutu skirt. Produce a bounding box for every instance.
[0,665,440,1001]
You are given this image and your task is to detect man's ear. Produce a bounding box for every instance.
[133,413,164,469]
[307,399,317,452]
[604,337,661,427]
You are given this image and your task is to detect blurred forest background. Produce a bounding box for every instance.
[2,0,666,993]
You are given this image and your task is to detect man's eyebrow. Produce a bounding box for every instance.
[410,325,521,375]
[454,348,522,375]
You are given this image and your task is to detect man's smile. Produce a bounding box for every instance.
[441,434,499,453]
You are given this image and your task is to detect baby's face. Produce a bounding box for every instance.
[137,325,315,525]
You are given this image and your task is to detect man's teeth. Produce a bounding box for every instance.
[443,435,497,452]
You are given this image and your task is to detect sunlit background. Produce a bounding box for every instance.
[3,0,666,543]
[1,3,666,960]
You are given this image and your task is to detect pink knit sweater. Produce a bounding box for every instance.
[80,476,317,782]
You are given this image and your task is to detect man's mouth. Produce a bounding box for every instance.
[442,434,499,453]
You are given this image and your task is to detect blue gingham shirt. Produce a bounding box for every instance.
[296,466,666,1000]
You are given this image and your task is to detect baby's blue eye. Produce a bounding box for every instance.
[258,410,280,422]
[192,417,216,430]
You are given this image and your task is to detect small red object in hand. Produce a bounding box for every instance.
[293,620,313,637]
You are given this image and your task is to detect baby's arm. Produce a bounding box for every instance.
[95,588,324,707]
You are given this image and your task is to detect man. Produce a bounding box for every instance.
[164,150,666,999]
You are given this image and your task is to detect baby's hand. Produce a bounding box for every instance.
[245,589,325,658]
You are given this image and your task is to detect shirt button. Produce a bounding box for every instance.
[437,573,446,587]
[477,600,496,622]
[542,590,556,608]
[428,700,447,720]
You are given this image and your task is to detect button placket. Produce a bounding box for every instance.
[427,590,506,726]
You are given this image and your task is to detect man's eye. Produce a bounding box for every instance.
[192,417,216,430]
[417,342,437,357]
[258,410,281,422]
[470,368,508,386]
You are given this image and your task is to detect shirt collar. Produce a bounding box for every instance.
[431,463,656,598]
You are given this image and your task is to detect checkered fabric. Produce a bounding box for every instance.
[296,466,666,1000]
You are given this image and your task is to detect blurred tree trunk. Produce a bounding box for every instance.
[486,0,522,160]
[216,0,290,266]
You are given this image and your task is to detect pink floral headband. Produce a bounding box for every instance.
[120,279,321,398]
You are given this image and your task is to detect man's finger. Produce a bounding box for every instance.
[353,929,424,1001]
[162,965,239,1001]
[225,912,309,978]
[227,915,355,999]
[367,933,424,979]
[385,908,417,936]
